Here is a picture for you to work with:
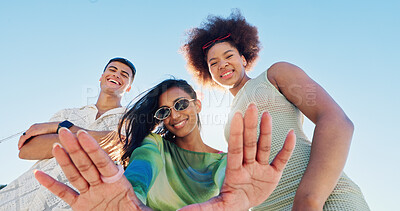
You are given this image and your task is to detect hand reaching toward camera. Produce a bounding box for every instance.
[179,104,296,210]
[34,128,151,211]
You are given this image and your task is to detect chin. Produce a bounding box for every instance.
[216,81,235,89]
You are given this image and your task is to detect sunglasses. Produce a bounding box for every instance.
[154,98,196,121]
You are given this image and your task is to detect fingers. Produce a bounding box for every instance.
[18,123,55,149]
[58,128,102,187]
[76,130,120,179]
[256,112,272,165]
[271,130,296,172]
[18,127,34,149]
[34,169,79,207]
[52,142,89,193]
[227,111,244,170]
[18,135,27,149]
[243,103,258,164]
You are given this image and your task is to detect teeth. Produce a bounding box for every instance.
[175,120,185,127]
[221,71,233,77]
[108,79,120,85]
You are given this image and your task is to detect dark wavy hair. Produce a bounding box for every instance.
[182,9,261,87]
[117,78,200,165]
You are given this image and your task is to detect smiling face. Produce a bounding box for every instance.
[206,42,248,89]
[158,87,201,139]
[100,61,133,96]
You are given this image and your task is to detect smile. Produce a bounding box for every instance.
[220,70,234,79]
[107,78,121,85]
[173,119,187,129]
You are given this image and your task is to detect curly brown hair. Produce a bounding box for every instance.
[182,10,261,87]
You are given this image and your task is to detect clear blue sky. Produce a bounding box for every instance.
[1,1,399,210]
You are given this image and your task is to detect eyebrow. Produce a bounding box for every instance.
[208,49,234,63]
[121,70,130,77]
[108,66,130,77]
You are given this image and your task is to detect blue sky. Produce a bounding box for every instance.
[0,1,399,210]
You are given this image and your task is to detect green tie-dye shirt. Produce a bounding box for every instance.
[124,133,227,211]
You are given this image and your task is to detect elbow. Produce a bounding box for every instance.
[18,146,39,160]
[18,148,29,159]
[343,115,355,136]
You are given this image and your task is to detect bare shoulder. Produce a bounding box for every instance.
[266,62,306,89]
[267,62,305,78]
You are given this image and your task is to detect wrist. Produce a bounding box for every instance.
[56,120,74,134]
[51,122,61,133]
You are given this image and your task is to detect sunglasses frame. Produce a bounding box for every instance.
[154,98,196,121]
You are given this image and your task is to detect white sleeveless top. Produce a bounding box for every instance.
[224,70,369,210]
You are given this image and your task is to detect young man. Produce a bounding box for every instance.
[0,57,136,211]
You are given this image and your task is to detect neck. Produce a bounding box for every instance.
[174,127,217,153]
[229,73,251,96]
[95,92,122,117]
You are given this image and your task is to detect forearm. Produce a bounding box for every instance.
[19,129,114,160]
[19,134,59,160]
[293,115,354,210]
[67,125,113,141]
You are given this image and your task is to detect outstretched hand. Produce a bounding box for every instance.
[35,104,295,211]
[34,128,150,211]
[180,104,296,210]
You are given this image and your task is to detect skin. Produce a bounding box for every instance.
[206,41,354,210]
[34,104,296,210]
[206,42,250,95]
[158,87,218,153]
[18,61,134,160]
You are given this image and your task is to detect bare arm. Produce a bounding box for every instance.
[35,105,295,211]
[19,124,112,160]
[268,62,354,210]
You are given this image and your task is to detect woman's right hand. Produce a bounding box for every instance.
[34,128,151,211]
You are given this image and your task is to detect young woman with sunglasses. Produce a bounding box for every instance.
[182,11,369,210]
[35,78,296,210]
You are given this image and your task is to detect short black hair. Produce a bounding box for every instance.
[104,57,136,77]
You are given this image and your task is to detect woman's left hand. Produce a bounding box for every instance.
[180,104,296,211]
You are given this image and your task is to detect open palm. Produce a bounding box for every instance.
[34,129,149,211]
[180,104,296,210]
[35,104,295,211]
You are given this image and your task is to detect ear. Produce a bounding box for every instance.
[195,99,202,113]
[126,85,132,93]
[99,74,104,82]
[241,55,247,67]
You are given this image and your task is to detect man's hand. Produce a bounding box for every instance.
[18,122,60,149]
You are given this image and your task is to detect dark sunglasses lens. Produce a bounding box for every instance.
[155,108,170,120]
[175,99,190,111]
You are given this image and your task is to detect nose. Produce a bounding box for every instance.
[218,60,229,70]
[112,71,121,78]
[169,109,181,119]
